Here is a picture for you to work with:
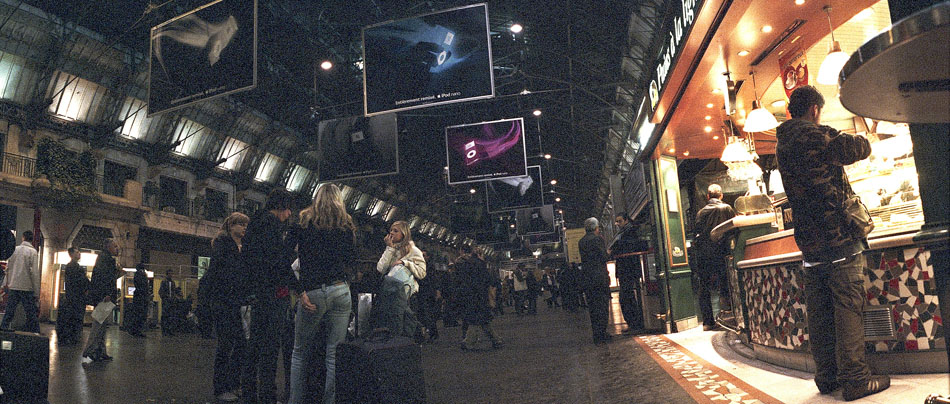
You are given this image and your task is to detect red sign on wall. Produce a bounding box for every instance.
[779,46,808,98]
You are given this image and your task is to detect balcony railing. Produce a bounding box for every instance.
[1,152,36,178]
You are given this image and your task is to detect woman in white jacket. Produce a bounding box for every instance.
[373,220,426,338]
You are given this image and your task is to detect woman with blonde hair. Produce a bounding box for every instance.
[372,220,426,338]
[288,183,357,404]
[202,212,250,402]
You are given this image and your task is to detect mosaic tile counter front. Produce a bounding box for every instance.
[740,246,944,353]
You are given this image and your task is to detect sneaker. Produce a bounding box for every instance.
[842,375,890,401]
[216,392,239,402]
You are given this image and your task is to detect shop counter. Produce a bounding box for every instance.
[730,228,946,374]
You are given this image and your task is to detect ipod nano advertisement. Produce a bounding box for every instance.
[445,117,527,185]
[362,3,494,116]
[317,113,398,181]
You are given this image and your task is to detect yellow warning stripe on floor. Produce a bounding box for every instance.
[636,335,784,404]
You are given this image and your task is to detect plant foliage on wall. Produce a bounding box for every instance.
[33,137,100,210]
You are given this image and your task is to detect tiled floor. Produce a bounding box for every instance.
[10,297,950,403]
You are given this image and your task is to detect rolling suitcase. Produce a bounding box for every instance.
[336,329,425,404]
[0,330,49,403]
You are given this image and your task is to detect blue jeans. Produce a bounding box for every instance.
[288,282,351,404]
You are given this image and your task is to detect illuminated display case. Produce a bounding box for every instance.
[844,120,923,236]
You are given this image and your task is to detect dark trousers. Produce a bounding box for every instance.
[513,290,527,314]
[696,256,730,327]
[127,299,149,335]
[618,284,643,330]
[0,290,39,332]
[246,294,290,403]
[418,296,439,336]
[545,289,560,307]
[56,300,85,344]
[526,292,538,314]
[586,286,610,340]
[212,302,246,395]
[803,253,871,386]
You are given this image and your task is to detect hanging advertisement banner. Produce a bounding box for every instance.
[148,0,258,116]
[362,3,494,116]
[317,113,399,181]
[445,117,527,185]
[486,165,543,213]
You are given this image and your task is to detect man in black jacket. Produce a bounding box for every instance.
[83,238,122,362]
[578,217,611,343]
[242,188,296,404]
[693,184,736,331]
[776,85,887,401]
[56,247,87,345]
[610,214,644,333]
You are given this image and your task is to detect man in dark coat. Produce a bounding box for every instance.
[242,188,296,404]
[83,238,122,362]
[127,263,150,338]
[578,217,611,343]
[56,247,88,345]
[609,214,644,333]
[456,245,502,350]
[693,184,736,331]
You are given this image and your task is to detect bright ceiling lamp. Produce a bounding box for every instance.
[743,70,779,132]
[817,6,850,85]
[720,124,762,181]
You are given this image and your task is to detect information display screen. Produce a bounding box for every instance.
[516,205,555,235]
[362,3,494,116]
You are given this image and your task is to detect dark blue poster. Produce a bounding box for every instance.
[486,165,543,213]
[317,113,399,181]
[445,117,527,185]
[362,3,494,116]
[148,0,257,116]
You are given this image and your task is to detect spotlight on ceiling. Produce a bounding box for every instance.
[543,153,552,159]
[532,109,542,116]
[550,179,557,185]
[469,188,476,194]
[555,197,561,202]
[510,23,523,34]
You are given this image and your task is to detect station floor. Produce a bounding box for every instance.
[27,300,950,404]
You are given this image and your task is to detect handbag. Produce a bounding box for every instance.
[844,195,875,238]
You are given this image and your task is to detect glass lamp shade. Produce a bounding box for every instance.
[744,101,779,132]
[817,41,850,85]
[720,138,754,163]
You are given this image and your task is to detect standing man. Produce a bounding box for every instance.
[578,217,611,343]
[776,85,888,401]
[83,238,123,362]
[0,230,40,333]
[127,263,150,338]
[243,188,296,404]
[56,247,88,344]
[693,184,736,331]
[609,214,644,333]
[456,245,503,350]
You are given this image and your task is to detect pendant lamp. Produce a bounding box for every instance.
[743,70,779,132]
[817,6,850,85]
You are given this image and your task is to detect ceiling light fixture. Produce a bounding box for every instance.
[704,126,713,132]
[761,25,773,33]
[713,135,720,140]
[682,151,690,156]
[706,103,714,108]
[705,115,712,120]
[510,23,523,34]
[543,153,552,159]
[555,197,561,202]
[532,109,542,116]
[469,188,476,194]
[320,60,333,70]
[550,179,557,185]
[771,99,787,108]
[737,50,750,57]
[795,0,805,5]
[817,6,850,85]
[668,148,676,153]
[743,69,780,132]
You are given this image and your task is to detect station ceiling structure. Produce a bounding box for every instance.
[23,0,674,236]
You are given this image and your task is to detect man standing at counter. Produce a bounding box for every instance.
[776,85,888,401]
[693,184,736,331]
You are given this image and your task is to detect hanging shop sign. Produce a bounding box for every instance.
[778,45,808,98]
[648,0,703,114]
